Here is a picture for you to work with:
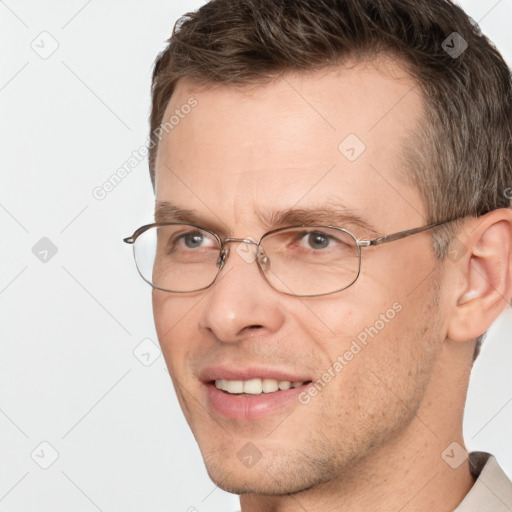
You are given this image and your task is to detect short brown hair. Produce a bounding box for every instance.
[148,0,512,358]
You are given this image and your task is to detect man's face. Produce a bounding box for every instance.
[153,59,447,494]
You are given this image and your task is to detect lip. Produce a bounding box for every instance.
[203,381,311,420]
[199,365,313,421]
[199,365,312,383]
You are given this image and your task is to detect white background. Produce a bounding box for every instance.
[1,1,511,511]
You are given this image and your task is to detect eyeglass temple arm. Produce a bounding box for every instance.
[358,220,450,247]
[123,223,158,244]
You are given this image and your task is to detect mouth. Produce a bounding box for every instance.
[213,377,312,396]
[201,371,314,420]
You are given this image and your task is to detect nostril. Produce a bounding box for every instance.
[243,325,263,331]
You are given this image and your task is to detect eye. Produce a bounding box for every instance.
[298,231,335,250]
[162,228,219,253]
[181,231,209,248]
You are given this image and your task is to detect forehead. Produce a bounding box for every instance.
[154,57,426,234]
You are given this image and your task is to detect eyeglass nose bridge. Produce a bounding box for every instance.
[217,237,262,269]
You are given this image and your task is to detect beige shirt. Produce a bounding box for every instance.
[454,452,512,511]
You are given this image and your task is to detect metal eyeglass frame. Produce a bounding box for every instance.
[123,218,456,297]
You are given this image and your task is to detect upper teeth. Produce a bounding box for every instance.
[215,378,304,394]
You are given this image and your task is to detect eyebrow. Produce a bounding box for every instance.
[154,201,378,237]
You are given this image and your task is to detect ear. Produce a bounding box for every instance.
[447,209,512,342]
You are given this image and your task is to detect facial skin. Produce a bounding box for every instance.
[152,58,512,511]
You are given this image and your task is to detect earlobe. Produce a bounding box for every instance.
[447,210,512,343]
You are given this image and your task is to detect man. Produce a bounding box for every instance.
[124,0,512,510]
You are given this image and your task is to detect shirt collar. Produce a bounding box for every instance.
[454,451,512,511]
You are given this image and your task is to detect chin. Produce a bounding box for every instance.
[200,444,338,497]
[205,464,318,496]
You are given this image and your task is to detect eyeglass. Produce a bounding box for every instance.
[123,219,455,297]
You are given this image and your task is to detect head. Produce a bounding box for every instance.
[141,0,512,499]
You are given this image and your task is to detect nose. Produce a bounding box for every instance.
[199,239,286,342]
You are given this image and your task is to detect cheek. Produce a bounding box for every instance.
[301,295,436,422]
[152,290,173,336]
[152,291,198,373]
[294,292,398,351]
[294,276,432,384]
[152,291,210,427]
